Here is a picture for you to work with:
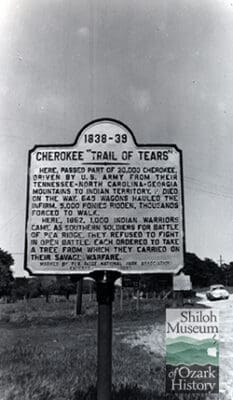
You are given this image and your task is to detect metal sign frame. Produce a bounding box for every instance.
[24,118,186,276]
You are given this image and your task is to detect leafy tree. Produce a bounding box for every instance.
[27,277,41,299]
[39,276,57,302]
[183,253,224,287]
[11,277,29,301]
[56,276,76,300]
[0,248,14,296]
[203,258,224,285]
[221,262,233,286]
[183,252,204,287]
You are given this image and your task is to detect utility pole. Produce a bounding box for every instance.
[218,255,223,267]
[218,255,228,286]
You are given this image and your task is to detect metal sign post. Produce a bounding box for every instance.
[94,271,119,400]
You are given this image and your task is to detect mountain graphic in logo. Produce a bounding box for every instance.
[166,336,219,366]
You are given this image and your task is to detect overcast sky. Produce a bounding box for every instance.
[1,0,233,276]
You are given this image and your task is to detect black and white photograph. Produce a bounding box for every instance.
[0,1,233,399]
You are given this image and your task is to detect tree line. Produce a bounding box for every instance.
[0,247,233,301]
[0,248,91,302]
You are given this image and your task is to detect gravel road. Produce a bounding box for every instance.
[197,292,233,399]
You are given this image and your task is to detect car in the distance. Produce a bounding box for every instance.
[206,284,229,301]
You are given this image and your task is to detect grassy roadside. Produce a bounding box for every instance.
[0,295,222,400]
[0,296,167,400]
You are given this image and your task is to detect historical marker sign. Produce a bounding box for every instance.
[173,273,191,291]
[25,119,185,275]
